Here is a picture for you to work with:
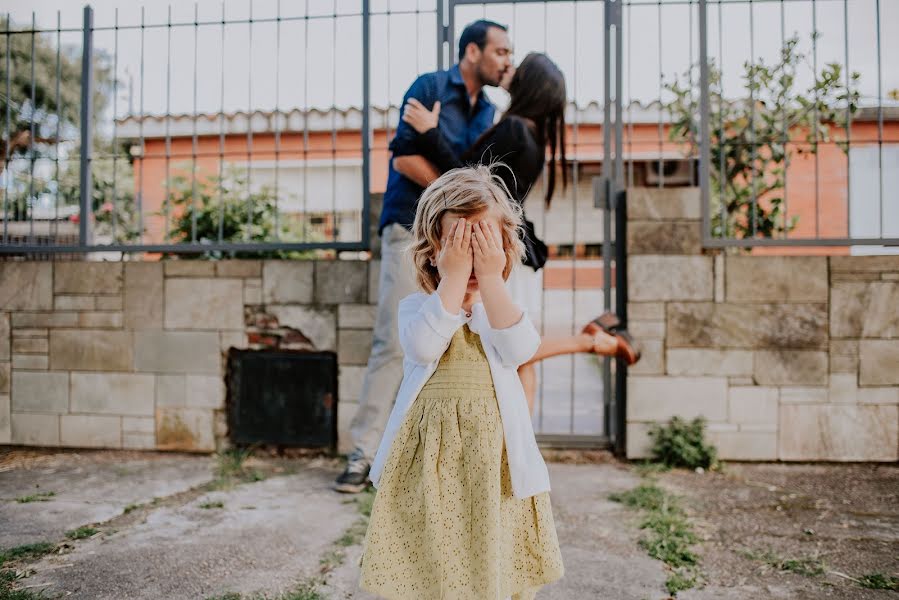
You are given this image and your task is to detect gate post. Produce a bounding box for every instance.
[79,5,94,248]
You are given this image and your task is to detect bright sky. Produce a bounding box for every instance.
[3,0,897,127]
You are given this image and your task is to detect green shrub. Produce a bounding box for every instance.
[648,416,718,470]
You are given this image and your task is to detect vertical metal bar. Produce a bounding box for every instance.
[138,6,145,244]
[3,13,10,245]
[613,187,627,456]
[812,0,819,238]
[718,0,725,237]
[749,0,757,237]
[569,1,579,435]
[626,1,633,188]
[274,0,281,240]
[362,0,371,250]
[303,0,309,241]
[386,5,392,168]
[602,0,613,440]
[331,1,338,243]
[54,11,61,242]
[688,0,695,187]
[111,8,119,242]
[191,3,199,243]
[164,4,172,242]
[875,0,883,237]
[780,0,788,238]
[656,0,663,189]
[699,0,711,245]
[614,4,623,189]
[79,5,94,247]
[245,0,254,241]
[843,0,850,238]
[28,12,35,243]
[436,0,444,71]
[217,2,226,243]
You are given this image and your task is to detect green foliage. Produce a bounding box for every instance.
[648,416,718,470]
[858,572,899,590]
[161,166,323,259]
[0,542,55,567]
[64,526,98,540]
[14,491,54,504]
[666,35,860,240]
[610,480,702,595]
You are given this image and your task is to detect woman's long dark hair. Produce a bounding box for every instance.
[481,52,568,208]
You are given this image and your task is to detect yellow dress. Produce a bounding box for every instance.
[359,324,564,600]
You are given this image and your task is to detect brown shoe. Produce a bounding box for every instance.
[582,315,641,366]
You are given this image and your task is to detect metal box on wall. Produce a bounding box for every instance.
[227,350,337,450]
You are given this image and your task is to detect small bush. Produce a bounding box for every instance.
[648,416,718,470]
[858,572,899,590]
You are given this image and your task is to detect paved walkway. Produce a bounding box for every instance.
[0,449,667,600]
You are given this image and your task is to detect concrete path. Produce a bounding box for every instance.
[0,450,670,600]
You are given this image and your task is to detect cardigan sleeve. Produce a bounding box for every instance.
[398,291,467,365]
[488,306,541,368]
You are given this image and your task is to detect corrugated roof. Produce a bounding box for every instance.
[115,101,898,140]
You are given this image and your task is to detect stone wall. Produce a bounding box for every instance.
[626,188,899,462]
[0,259,378,453]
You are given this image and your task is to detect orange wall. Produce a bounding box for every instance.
[133,121,896,251]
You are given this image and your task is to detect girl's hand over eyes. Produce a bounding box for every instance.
[472,221,505,280]
[436,218,473,284]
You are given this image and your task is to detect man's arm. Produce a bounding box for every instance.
[393,155,441,188]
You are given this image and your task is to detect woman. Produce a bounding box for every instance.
[400,52,640,414]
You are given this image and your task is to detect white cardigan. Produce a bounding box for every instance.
[368,290,551,499]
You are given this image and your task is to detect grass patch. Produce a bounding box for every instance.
[203,577,325,600]
[199,501,225,510]
[857,572,899,590]
[0,543,55,567]
[64,526,98,541]
[14,492,55,504]
[123,503,141,514]
[0,568,51,600]
[211,446,266,490]
[608,483,669,512]
[611,478,701,596]
[740,547,826,577]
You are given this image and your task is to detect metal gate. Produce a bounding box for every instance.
[440,0,628,452]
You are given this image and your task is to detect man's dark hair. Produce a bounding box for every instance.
[457,19,508,61]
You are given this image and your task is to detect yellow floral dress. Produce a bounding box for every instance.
[359,323,564,600]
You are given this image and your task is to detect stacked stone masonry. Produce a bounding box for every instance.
[1,259,376,454]
[626,188,898,462]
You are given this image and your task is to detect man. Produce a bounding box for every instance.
[335,19,513,492]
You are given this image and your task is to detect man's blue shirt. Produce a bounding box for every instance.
[379,64,496,236]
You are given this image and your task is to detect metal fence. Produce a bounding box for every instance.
[696,0,896,248]
[1,1,430,255]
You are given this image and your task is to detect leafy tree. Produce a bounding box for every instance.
[665,36,859,239]
[0,15,114,171]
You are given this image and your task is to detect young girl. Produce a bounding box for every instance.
[358,166,564,600]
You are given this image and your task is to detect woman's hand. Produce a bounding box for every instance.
[436,217,473,285]
[472,221,505,281]
[402,98,441,134]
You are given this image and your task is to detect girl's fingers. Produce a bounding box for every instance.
[453,217,466,248]
[487,221,503,248]
[478,222,496,251]
[462,218,472,249]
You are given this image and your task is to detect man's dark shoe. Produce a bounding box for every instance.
[335,448,371,493]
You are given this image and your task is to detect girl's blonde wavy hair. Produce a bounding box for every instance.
[408,164,526,294]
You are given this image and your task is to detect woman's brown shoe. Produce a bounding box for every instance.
[582,314,642,366]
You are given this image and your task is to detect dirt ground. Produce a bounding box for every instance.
[656,462,899,599]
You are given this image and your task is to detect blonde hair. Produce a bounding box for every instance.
[408,164,526,294]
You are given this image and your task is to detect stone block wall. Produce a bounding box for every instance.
[0,259,378,453]
[626,188,899,462]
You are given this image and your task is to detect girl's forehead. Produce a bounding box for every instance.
[440,208,499,224]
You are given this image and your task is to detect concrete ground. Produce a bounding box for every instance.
[0,448,667,600]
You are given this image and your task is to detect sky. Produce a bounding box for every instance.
[3,0,897,128]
